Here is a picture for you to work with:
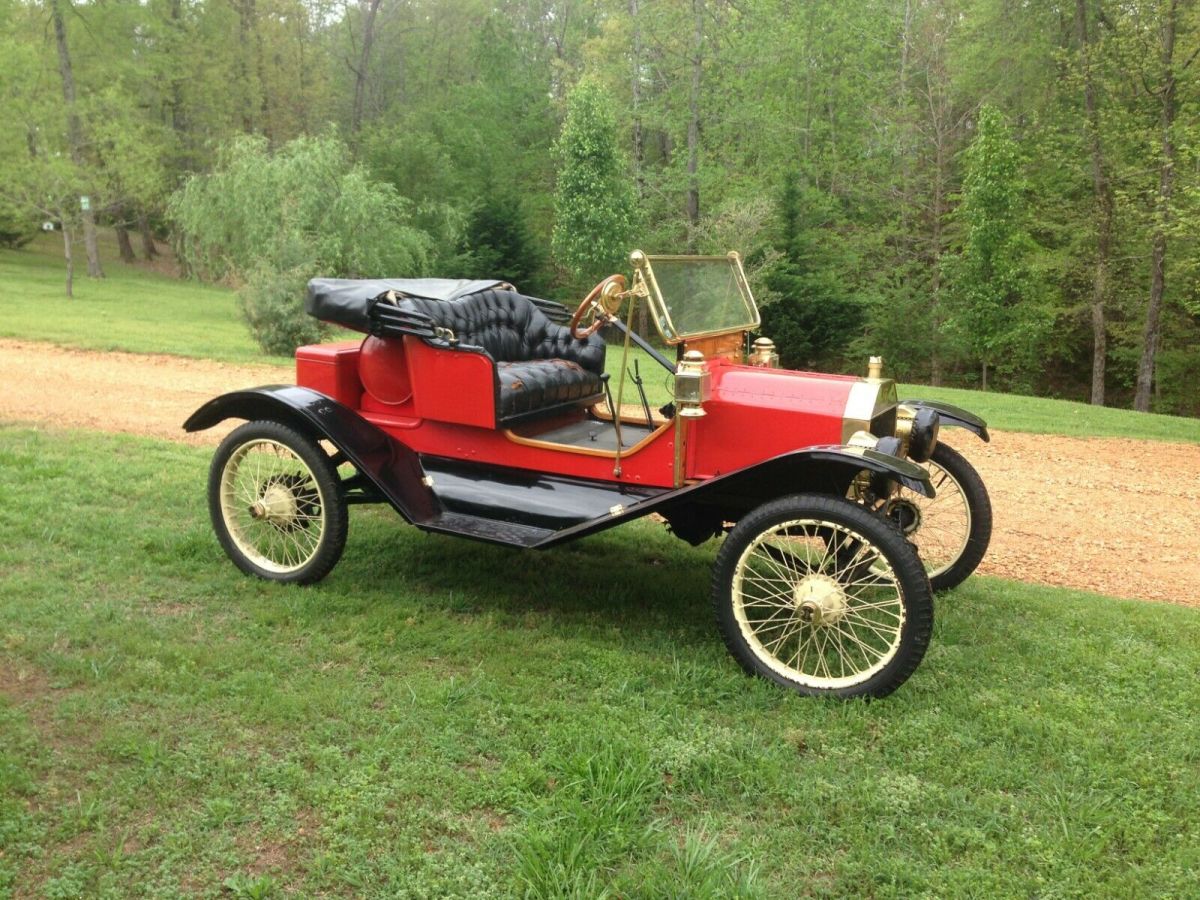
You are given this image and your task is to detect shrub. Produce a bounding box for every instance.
[237,264,325,356]
[170,131,432,354]
[0,200,36,249]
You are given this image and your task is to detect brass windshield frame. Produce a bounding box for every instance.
[630,250,760,346]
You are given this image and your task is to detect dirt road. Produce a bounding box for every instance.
[3,338,1198,606]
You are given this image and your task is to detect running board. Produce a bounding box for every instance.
[419,511,555,548]
[410,456,669,548]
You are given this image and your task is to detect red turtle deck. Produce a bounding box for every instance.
[187,251,993,698]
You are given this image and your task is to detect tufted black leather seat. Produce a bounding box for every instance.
[397,289,607,424]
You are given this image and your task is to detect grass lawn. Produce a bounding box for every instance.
[3,235,1198,443]
[2,424,1199,897]
[895,382,1200,444]
[0,234,286,367]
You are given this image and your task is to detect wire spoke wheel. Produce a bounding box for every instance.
[208,421,348,584]
[221,440,327,573]
[886,442,992,592]
[713,494,932,698]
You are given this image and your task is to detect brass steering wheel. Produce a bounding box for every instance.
[569,274,627,340]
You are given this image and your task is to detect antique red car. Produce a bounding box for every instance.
[186,251,991,698]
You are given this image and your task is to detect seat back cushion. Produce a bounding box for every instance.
[400,290,606,374]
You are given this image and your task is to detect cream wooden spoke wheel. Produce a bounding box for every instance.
[712,494,933,699]
[207,421,348,584]
[886,442,991,592]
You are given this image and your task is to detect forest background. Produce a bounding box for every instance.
[2,0,1199,416]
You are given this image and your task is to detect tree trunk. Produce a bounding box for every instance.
[236,0,256,131]
[685,0,703,243]
[81,209,102,276]
[169,0,182,121]
[1134,0,1178,413]
[929,123,949,387]
[49,0,103,279]
[630,0,644,200]
[138,213,159,259]
[919,6,958,389]
[981,360,988,392]
[115,224,135,263]
[1075,0,1113,406]
[350,0,383,144]
[62,220,74,298]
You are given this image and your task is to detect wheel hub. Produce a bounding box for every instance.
[249,483,299,527]
[885,498,922,535]
[793,574,848,626]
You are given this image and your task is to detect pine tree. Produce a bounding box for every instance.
[759,172,863,369]
[459,191,543,294]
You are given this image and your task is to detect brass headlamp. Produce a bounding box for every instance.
[675,349,710,418]
[750,337,779,368]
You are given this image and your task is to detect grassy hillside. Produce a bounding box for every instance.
[2,235,1197,443]
[1,424,1198,897]
[0,234,284,366]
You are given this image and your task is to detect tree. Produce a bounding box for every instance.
[1074,0,1116,405]
[1132,0,1195,412]
[47,0,102,279]
[943,105,1049,390]
[552,80,635,289]
[759,172,864,369]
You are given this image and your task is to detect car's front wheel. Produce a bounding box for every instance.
[712,494,933,699]
[208,420,348,584]
[884,442,991,592]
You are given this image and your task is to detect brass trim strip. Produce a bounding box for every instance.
[841,379,898,442]
[643,254,740,261]
[673,415,687,487]
[611,292,640,477]
[589,402,670,428]
[502,418,673,460]
[633,251,761,346]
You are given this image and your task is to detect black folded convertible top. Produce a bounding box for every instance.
[306,278,507,332]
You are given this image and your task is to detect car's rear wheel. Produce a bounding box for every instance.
[712,494,933,699]
[884,442,991,592]
[208,420,347,584]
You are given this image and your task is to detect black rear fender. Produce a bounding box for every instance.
[184,386,437,523]
[901,399,990,442]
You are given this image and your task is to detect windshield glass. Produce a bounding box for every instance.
[636,253,759,344]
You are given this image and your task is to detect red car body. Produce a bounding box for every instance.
[295,337,856,489]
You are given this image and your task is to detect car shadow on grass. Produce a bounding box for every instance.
[324,512,719,650]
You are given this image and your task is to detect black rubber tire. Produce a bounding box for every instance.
[712,494,933,699]
[919,442,992,592]
[207,420,348,585]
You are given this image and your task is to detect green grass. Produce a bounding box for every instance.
[898,382,1200,444]
[2,424,1199,896]
[0,234,288,366]
[3,234,1198,442]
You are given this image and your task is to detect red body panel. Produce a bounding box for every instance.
[688,360,853,479]
[295,341,363,409]
[294,337,855,489]
[404,337,498,428]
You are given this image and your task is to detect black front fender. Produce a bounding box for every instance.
[901,399,990,442]
[184,386,438,524]
[539,444,935,548]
